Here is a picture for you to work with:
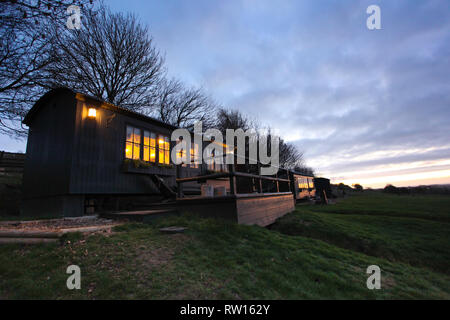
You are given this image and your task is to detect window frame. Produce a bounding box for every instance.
[125,125,142,160]
[143,130,156,163]
[158,134,170,165]
[124,123,171,165]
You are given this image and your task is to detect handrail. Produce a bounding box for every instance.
[176,171,290,183]
[176,172,230,183]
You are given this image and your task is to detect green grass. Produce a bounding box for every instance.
[271,207,450,275]
[0,208,449,299]
[307,192,450,222]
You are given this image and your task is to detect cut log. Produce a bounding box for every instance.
[59,224,121,234]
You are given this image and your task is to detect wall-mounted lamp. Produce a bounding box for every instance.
[87,107,97,118]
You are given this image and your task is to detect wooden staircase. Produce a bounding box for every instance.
[149,174,177,199]
[99,174,179,223]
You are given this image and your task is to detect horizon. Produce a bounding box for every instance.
[1,0,449,189]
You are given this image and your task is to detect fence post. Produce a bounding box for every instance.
[176,164,183,198]
[228,164,236,195]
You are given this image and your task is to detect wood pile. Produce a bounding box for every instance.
[0,216,122,244]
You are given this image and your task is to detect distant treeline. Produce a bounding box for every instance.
[384,184,450,195]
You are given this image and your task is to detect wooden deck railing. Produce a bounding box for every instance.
[176,163,291,197]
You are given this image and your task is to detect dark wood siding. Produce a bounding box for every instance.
[22,91,77,198]
[69,99,176,195]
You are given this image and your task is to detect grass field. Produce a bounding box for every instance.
[0,192,449,299]
[272,193,450,275]
[307,192,450,222]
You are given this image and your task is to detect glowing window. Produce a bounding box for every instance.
[143,130,156,162]
[176,141,200,168]
[158,135,170,164]
[191,144,198,168]
[125,126,141,160]
[175,139,187,167]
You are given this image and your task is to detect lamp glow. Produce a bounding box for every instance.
[88,108,97,118]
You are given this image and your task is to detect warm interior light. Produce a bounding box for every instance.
[88,108,96,118]
[158,139,164,144]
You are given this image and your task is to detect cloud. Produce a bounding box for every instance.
[71,1,450,186]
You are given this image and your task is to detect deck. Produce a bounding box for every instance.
[176,192,295,227]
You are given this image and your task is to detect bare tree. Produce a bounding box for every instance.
[152,78,182,124]
[279,138,304,169]
[293,165,315,175]
[46,6,164,111]
[150,78,216,128]
[0,0,94,137]
[215,108,255,133]
[258,126,312,174]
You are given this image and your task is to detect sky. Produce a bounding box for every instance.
[1,0,449,188]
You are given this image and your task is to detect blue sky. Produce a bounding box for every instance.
[1,0,449,188]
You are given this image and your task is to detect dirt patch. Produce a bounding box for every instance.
[136,234,190,269]
[383,274,397,289]
[137,247,174,267]
[0,216,118,232]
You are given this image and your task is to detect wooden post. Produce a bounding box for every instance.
[287,169,291,193]
[322,189,328,204]
[176,164,183,198]
[257,162,263,193]
[228,164,236,195]
[275,172,279,193]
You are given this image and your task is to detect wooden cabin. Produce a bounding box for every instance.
[278,170,316,201]
[294,172,316,200]
[21,88,295,226]
[22,88,201,217]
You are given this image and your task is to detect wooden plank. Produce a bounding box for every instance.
[237,195,293,213]
[236,193,294,226]
[238,206,291,223]
[238,203,292,219]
